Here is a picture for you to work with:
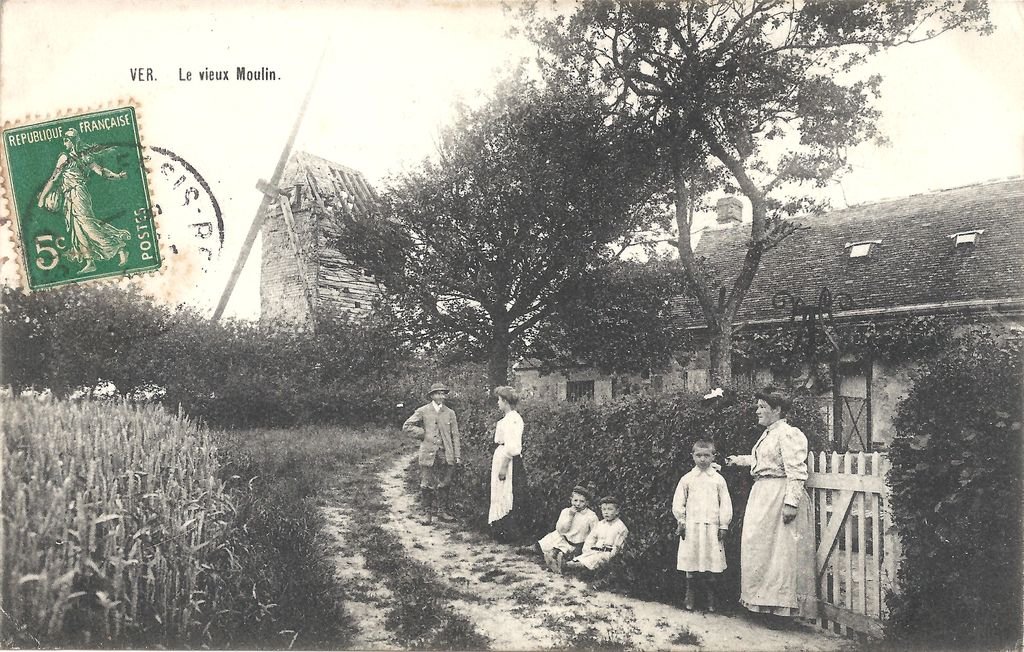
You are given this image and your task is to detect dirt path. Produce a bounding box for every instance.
[365,452,855,651]
[321,460,404,651]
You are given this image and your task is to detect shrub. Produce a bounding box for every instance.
[446,385,827,608]
[886,331,1023,648]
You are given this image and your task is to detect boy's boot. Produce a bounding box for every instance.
[684,575,697,611]
[436,486,455,522]
[706,576,717,613]
[419,488,434,525]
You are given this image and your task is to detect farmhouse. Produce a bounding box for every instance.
[515,177,1024,451]
[260,151,381,327]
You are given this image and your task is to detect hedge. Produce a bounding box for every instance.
[0,285,483,429]
[886,331,1023,648]
[444,386,828,608]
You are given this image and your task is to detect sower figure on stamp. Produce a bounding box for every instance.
[403,382,461,525]
[37,128,131,274]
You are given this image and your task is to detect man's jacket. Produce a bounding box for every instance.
[402,403,461,466]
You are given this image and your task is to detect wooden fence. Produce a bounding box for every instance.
[807,451,900,638]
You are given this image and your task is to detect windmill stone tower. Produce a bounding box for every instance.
[260,151,380,327]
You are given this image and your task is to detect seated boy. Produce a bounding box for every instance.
[565,495,628,575]
[537,485,599,573]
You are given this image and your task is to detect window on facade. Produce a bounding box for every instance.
[949,229,984,246]
[844,240,881,258]
[832,360,873,452]
[566,380,595,402]
[354,301,362,309]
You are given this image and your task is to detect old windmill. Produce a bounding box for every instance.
[212,56,380,329]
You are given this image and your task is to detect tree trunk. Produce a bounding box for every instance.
[708,323,733,386]
[487,330,511,387]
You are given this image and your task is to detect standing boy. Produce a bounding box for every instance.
[403,382,461,524]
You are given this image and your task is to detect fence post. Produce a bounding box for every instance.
[878,454,902,622]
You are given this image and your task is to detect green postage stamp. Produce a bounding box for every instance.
[1,106,161,290]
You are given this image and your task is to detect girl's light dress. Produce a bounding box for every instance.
[672,466,733,573]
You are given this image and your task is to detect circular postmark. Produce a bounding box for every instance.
[144,145,225,273]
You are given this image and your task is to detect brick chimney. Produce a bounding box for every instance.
[715,196,743,225]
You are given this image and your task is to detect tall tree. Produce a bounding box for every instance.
[526,0,992,384]
[335,73,665,385]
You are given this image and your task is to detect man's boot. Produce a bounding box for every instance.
[436,486,455,522]
[420,488,434,525]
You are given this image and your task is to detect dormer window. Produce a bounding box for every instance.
[844,240,881,258]
[949,229,984,246]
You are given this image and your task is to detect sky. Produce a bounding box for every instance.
[1,0,1022,319]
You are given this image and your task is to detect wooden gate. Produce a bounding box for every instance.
[807,452,900,638]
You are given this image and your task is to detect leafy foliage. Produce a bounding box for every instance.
[525,0,993,383]
[332,71,665,385]
[732,315,957,373]
[447,386,827,607]
[529,257,694,375]
[886,329,1023,647]
[0,285,436,428]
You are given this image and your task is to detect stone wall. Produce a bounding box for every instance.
[260,151,381,327]
[260,202,320,327]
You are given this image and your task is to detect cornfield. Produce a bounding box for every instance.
[2,396,235,647]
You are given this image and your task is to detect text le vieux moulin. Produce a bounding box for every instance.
[128,66,278,82]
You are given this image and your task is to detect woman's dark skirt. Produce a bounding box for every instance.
[490,455,530,543]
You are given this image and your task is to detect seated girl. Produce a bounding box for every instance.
[537,485,599,573]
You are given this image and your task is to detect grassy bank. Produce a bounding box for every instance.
[210,424,405,649]
[221,424,489,650]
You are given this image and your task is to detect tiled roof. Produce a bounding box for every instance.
[673,177,1024,328]
[281,151,377,219]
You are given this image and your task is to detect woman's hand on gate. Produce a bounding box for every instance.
[782,504,798,523]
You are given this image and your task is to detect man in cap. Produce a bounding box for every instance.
[402,382,461,524]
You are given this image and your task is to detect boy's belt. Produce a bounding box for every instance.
[592,545,613,552]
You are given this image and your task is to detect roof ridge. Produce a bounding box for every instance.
[820,175,1024,215]
[293,150,366,177]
